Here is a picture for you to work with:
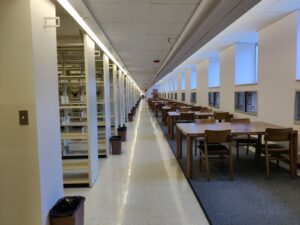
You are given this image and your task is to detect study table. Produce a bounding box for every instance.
[167,111,214,139]
[176,122,298,178]
[162,106,191,124]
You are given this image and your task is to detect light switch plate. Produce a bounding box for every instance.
[19,110,29,125]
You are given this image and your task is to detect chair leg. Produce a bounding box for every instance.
[290,150,294,179]
[236,142,239,160]
[228,148,234,180]
[265,150,270,179]
[205,153,210,181]
[246,145,249,155]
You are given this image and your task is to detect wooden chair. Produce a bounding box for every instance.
[230,118,258,160]
[191,106,202,111]
[214,112,230,122]
[178,112,195,122]
[262,128,294,179]
[199,108,212,112]
[179,107,191,112]
[194,119,216,156]
[199,130,234,181]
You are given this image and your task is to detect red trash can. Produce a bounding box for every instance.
[110,136,122,155]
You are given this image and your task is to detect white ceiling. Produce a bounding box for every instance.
[83,0,201,89]
[171,0,300,74]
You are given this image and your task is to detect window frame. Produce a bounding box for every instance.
[294,91,300,123]
[234,91,258,116]
[181,92,185,102]
[190,92,197,104]
[208,92,220,109]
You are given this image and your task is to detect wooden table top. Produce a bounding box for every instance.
[163,106,191,110]
[176,121,284,136]
[168,111,214,117]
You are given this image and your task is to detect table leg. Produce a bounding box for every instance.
[167,117,171,139]
[171,117,174,140]
[255,134,262,166]
[292,131,298,176]
[187,135,193,178]
[176,126,182,159]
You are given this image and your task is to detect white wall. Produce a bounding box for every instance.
[0,1,63,225]
[194,12,300,152]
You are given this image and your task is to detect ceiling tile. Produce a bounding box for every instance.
[150,4,197,23]
[89,3,149,23]
[148,22,185,36]
[85,0,150,4]
[151,0,200,4]
[101,22,148,36]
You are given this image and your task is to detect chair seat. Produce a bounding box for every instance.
[232,135,257,142]
[262,144,289,154]
[177,120,194,123]
[201,144,229,155]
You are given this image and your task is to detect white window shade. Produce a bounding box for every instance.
[181,73,186,91]
[174,79,177,91]
[190,67,197,89]
[235,43,257,85]
[208,58,220,88]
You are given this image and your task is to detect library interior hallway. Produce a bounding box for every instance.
[65,100,209,225]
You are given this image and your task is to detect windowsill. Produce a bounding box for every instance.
[209,105,220,109]
[234,83,258,87]
[208,86,220,89]
[293,120,300,125]
[234,110,257,116]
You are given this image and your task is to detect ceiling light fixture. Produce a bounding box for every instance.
[57,0,143,94]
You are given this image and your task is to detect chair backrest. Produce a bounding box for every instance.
[179,112,195,120]
[180,107,191,112]
[200,108,213,113]
[230,118,250,124]
[195,119,215,124]
[204,130,231,144]
[264,128,293,142]
[191,106,202,111]
[214,112,230,122]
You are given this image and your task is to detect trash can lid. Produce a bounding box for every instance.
[110,135,122,140]
[50,196,85,217]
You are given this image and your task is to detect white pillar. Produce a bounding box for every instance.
[103,54,111,155]
[84,34,99,186]
[186,69,191,104]
[112,65,119,132]
[0,1,63,225]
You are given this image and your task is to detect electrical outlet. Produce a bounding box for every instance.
[19,110,29,125]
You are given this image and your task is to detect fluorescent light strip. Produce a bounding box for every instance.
[57,0,143,94]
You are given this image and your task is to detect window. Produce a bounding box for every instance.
[181,93,185,102]
[190,92,196,104]
[235,91,257,114]
[208,92,220,108]
[174,79,178,91]
[208,58,220,88]
[295,92,300,121]
[181,73,186,91]
[174,93,177,100]
[190,67,197,89]
[171,93,173,99]
[235,43,257,85]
